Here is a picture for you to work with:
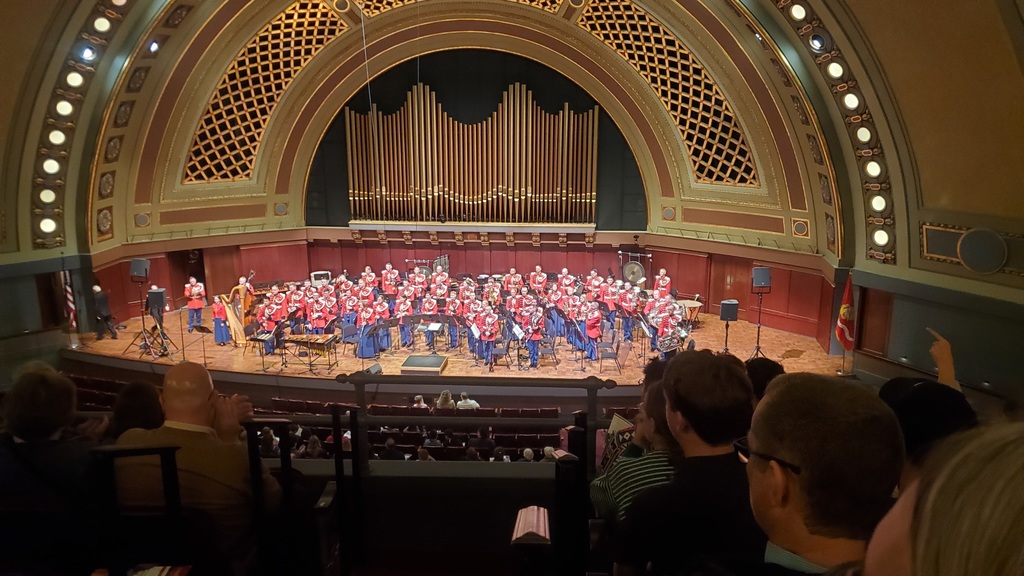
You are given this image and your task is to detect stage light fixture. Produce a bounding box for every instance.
[82,46,97,61]
[39,218,57,233]
[55,100,74,116]
[149,40,160,53]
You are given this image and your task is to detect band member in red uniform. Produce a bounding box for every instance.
[430,281,448,300]
[381,263,400,295]
[361,265,378,292]
[602,281,621,327]
[309,296,328,335]
[430,265,449,288]
[324,290,338,330]
[657,304,683,359]
[585,301,602,361]
[480,304,499,371]
[654,268,672,298]
[420,293,439,349]
[524,305,544,368]
[482,277,501,306]
[529,265,547,293]
[356,304,377,358]
[618,281,637,341]
[503,267,523,293]
[335,273,354,297]
[411,266,428,298]
[341,293,359,326]
[211,296,230,346]
[458,278,476,302]
[286,282,305,334]
[397,280,416,310]
[506,287,524,320]
[184,276,206,332]
[445,290,460,349]
[586,269,604,298]
[255,296,276,355]
[357,280,375,306]
[395,296,414,348]
[373,298,391,352]
[557,268,575,293]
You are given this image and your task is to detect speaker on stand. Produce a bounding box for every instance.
[749,267,771,360]
[720,299,738,354]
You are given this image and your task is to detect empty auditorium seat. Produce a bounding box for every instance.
[433,407,456,416]
[443,446,465,461]
[520,408,540,418]
[494,433,517,448]
[539,434,560,448]
[391,405,411,416]
[477,407,497,417]
[517,434,540,448]
[538,407,559,418]
[368,404,391,416]
[410,406,430,416]
[499,408,521,418]
[305,400,326,415]
[456,408,477,417]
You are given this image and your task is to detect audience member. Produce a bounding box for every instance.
[641,357,668,391]
[297,435,327,459]
[463,447,482,461]
[378,437,406,460]
[457,392,481,409]
[423,429,442,447]
[259,426,279,458]
[519,448,535,462]
[881,380,977,488]
[105,381,164,441]
[541,446,558,462]
[492,446,508,462]
[412,395,429,409]
[416,447,435,461]
[340,435,352,453]
[614,350,764,576]
[435,390,456,409]
[744,373,903,575]
[745,357,785,401]
[591,379,679,522]
[864,423,1024,576]
[0,367,99,572]
[468,428,496,450]
[115,362,281,559]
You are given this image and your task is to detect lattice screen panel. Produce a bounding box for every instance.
[578,1,758,186]
[504,0,561,13]
[357,0,416,17]
[183,1,346,183]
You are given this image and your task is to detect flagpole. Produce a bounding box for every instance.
[61,252,81,350]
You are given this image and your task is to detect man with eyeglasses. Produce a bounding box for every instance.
[742,373,903,575]
[613,350,766,576]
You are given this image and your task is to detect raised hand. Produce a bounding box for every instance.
[926,328,960,391]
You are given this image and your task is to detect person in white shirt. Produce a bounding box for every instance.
[456,392,480,409]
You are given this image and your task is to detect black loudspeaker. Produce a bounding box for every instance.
[364,363,383,375]
[752,267,771,288]
[129,258,150,281]
[720,299,739,322]
[147,288,166,312]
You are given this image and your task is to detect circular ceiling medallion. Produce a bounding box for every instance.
[105,136,122,161]
[97,209,113,234]
[792,220,809,237]
[274,203,289,216]
[134,213,151,228]
[114,101,133,127]
[99,172,115,198]
[662,207,676,221]
[957,228,1007,275]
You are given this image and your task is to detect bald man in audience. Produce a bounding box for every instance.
[115,362,281,559]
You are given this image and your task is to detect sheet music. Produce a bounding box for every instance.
[470,324,481,338]
[428,322,442,331]
[512,325,526,339]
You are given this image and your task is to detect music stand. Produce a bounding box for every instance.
[273,322,289,369]
[424,316,443,355]
[749,285,771,361]
[192,325,213,367]
[566,315,588,372]
[469,322,482,367]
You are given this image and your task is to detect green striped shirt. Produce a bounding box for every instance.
[590,448,675,521]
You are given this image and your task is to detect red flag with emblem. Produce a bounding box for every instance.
[835,275,855,351]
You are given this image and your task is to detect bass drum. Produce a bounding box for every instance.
[623,261,646,285]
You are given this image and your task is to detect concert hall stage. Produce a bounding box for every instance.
[58,309,841,412]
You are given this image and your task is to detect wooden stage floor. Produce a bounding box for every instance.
[75,310,842,386]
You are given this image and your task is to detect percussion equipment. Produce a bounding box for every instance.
[623,261,646,285]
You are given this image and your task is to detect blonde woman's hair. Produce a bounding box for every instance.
[912,423,1024,576]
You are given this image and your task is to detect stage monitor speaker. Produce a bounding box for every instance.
[147,288,166,312]
[752,267,771,288]
[720,299,739,322]
[364,363,383,375]
[130,258,150,281]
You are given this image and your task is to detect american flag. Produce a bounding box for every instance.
[62,269,78,330]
